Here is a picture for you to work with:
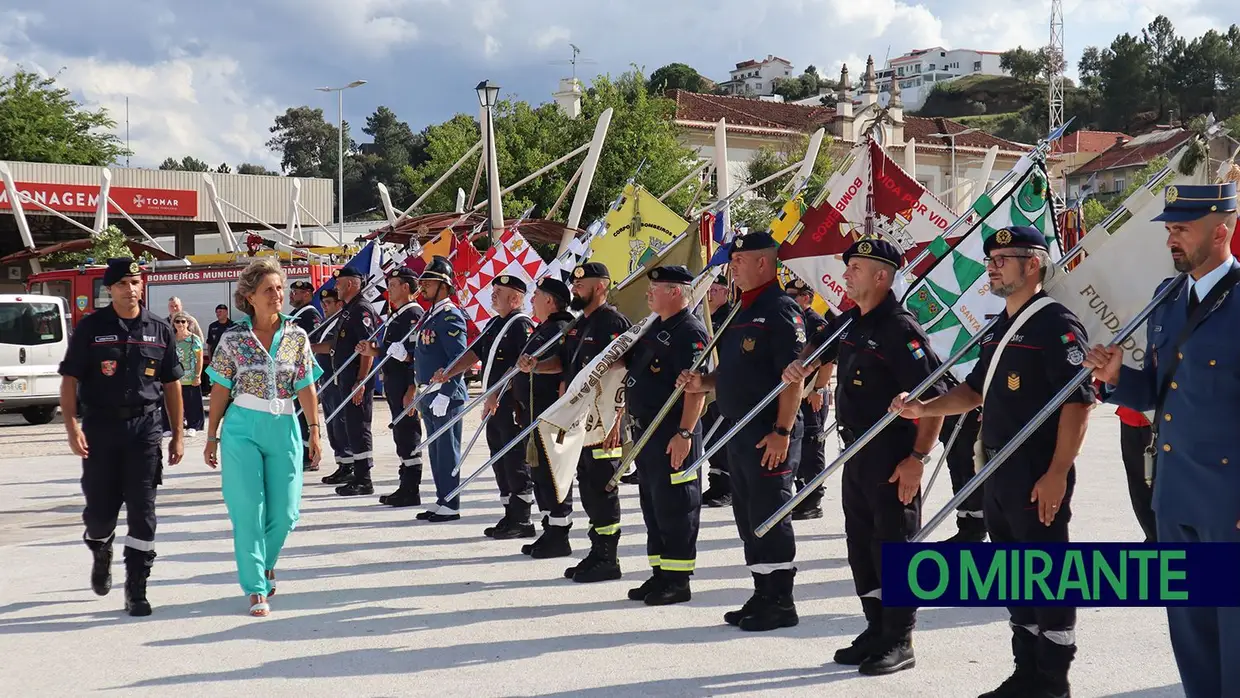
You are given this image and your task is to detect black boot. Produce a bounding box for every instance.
[858,607,917,675]
[527,519,572,558]
[490,497,536,540]
[946,515,988,543]
[336,480,375,496]
[321,464,353,485]
[644,572,691,606]
[123,551,155,617]
[791,482,824,520]
[725,573,767,626]
[738,569,799,631]
[571,529,621,583]
[380,465,422,506]
[483,501,513,539]
[1032,634,1075,698]
[84,534,114,596]
[701,473,732,507]
[834,596,884,665]
[563,528,602,578]
[628,568,665,601]
[979,625,1040,697]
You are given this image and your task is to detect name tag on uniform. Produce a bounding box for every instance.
[143,335,158,343]
[94,335,118,343]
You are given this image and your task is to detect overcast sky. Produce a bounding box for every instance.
[0,0,1230,171]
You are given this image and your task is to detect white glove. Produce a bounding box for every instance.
[386,342,408,362]
[430,394,450,418]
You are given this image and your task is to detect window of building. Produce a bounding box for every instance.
[974,61,982,71]
[929,63,936,70]
[1114,178,1125,192]
[756,82,762,90]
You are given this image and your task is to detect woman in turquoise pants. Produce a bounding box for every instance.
[203,258,323,617]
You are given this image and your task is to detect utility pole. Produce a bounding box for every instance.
[1049,0,1065,152]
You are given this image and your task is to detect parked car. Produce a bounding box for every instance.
[0,294,69,425]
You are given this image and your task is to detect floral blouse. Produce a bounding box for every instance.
[205,314,323,401]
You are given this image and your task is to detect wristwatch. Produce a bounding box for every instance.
[676,428,693,440]
[773,425,791,437]
[911,450,931,464]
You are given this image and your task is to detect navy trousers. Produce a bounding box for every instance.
[421,401,463,512]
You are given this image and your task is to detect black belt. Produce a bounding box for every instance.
[85,403,159,420]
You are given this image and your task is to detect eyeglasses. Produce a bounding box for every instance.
[984,254,1032,268]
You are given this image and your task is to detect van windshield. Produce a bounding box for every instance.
[0,302,64,346]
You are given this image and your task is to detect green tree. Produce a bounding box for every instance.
[1141,15,1185,123]
[159,156,210,171]
[266,106,363,220]
[1100,34,1151,132]
[237,163,279,175]
[773,66,823,102]
[647,63,706,95]
[1176,30,1233,119]
[43,224,152,265]
[216,162,231,174]
[1000,47,1044,83]
[0,68,130,166]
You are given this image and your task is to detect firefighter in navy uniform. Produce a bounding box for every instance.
[289,280,324,472]
[677,232,806,632]
[312,289,353,481]
[701,273,734,507]
[940,406,986,542]
[330,266,379,496]
[432,274,536,538]
[359,267,425,507]
[622,265,709,606]
[785,238,948,676]
[58,258,185,617]
[893,226,1094,698]
[518,262,632,583]
[784,277,833,520]
[414,256,470,522]
[516,276,577,559]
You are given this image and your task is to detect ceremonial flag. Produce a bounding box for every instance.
[902,163,1056,381]
[536,270,717,502]
[459,227,549,331]
[311,240,392,317]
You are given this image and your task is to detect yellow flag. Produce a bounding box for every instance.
[770,196,805,244]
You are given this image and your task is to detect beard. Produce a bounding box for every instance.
[989,271,1023,298]
[1170,245,1207,273]
[570,288,593,311]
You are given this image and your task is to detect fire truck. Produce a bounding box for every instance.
[25,251,341,329]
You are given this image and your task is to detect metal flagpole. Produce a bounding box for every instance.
[446,420,538,502]
[323,311,424,426]
[296,310,391,419]
[912,274,1185,542]
[386,330,490,429]
[451,412,493,477]
[921,411,968,502]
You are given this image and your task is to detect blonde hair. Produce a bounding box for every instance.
[234,258,286,316]
[170,311,195,331]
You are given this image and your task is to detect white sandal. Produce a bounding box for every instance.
[249,594,269,617]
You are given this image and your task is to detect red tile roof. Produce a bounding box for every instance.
[668,90,1027,152]
[1059,130,1130,154]
[1067,128,1192,178]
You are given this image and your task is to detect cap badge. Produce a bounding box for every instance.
[500,275,509,284]
[858,241,873,255]
[1165,186,1178,204]
[735,238,744,249]
[128,262,140,274]
[995,229,1013,245]
[573,267,585,279]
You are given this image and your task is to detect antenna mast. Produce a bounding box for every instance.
[1049,0,1065,152]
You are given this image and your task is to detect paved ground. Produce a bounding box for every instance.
[0,396,1185,697]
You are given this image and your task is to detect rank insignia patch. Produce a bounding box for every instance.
[1007,372,1020,391]
[742,337,756,352]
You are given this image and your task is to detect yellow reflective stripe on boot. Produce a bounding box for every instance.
[592,447,623,459]
[670,469,698,485]
[648,555,662,568]
[661,558,696,573]
[593,523,621,536]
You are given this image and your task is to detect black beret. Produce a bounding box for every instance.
[728,231,778,258]
[385,266,419,284]
[289,280,314,291]
[419,255,454,285]
[784,278,813,294]
[842,238,902,269]
[713,273,729,286]
[334,266,365,280]
[493,274,528,293]
[320,288,339,301]
[983,226,1049,256]
[536,276,571,305]
[102,258,142,286]
[215,304,228,311]
[571,262,610,281]
[648,265,693,284]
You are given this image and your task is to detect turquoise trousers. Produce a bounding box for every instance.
[220,404,303,596]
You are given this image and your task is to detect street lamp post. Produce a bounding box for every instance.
[476,80,502,244]
[929,127,979,212]
[316,80,367,241]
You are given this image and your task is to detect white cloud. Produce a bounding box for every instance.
[533,26,571,51]
[484,35,501,58]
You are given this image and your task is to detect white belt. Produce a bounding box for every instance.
[233,393,296,415]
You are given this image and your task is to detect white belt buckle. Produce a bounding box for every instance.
[269,398,286,415]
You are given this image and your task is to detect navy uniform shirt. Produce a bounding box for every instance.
[380,301,425,386]
[558,303,632,383]
[965,291,1095,471]
[514,310,575,418]
[801,306,828,344]
[289,304,325,370]
[623,308,709,427]
[472,310,535,404]
[206,319,234,355]
[710,302,734,332]
[414,300,469,403]
[815,291,947,440]
[331,296,378,385]
[715,281,806,425]
[58,304,183,411]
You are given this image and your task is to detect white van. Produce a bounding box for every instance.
[0,294,69,424]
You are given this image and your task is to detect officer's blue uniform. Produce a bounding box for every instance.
[557,262,632,583]
[1103,182,1240,698]
[313,289,352,480]
[289,285,323,470]
[376,268,426,507]
[516,277,576,558]
[786,278,832,519]
[58,258,182,616]
[713,232,806,632]
[470,275,536,538]
[622,265,709,605]
[414,256,469,520]
[702,278,735,507]
[330,268,380,494]
[964,226,1094,696]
